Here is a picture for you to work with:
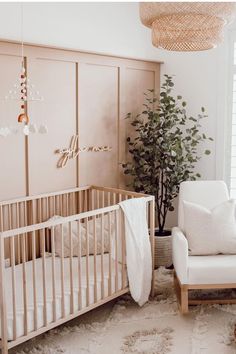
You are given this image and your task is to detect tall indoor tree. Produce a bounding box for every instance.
[122,74,213,235]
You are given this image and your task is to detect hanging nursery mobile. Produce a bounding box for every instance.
[4,62,46,137]
[0,4,47,138]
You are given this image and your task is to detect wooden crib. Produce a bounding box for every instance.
[0,185,155,354]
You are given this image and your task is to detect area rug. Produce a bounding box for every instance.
[12,268,236,354]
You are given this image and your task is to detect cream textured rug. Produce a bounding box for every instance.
[12,268,236,354]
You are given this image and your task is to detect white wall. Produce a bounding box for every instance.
[0,1,233,227]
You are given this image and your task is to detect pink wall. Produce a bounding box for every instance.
[0,41,160,201]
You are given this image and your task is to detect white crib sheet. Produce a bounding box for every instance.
[3,255,128,340]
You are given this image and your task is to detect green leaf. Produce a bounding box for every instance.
[205,150,211,155]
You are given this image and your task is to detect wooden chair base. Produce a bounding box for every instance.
[174,272,188,314]
[173,272,236,314]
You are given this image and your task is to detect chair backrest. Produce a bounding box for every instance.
[178,180,229,231]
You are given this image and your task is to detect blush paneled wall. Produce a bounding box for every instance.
[0,41,161,201]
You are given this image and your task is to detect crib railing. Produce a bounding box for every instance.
[0,186,149,233]
[0,186,153,262]
[0,186,155,354]
[0,186,90,262]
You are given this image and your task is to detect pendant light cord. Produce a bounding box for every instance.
[21,3,24,62]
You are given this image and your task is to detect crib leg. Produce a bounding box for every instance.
[1,335,8,354]
[0,237,8,354]
[1,343,8,354]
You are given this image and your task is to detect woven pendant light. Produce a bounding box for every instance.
[140,2,236,51]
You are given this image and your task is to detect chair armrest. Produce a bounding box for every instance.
[172,227,188,284]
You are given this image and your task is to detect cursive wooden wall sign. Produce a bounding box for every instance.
[56,135,112,168]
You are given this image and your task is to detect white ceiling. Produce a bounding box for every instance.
[0,2,162,60]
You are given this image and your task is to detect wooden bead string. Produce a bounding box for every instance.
[17,62,29,128]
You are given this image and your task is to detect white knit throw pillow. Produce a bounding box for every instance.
[48,214,115,257]
[183,199,236,255]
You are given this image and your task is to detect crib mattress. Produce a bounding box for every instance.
[3,255,128,340]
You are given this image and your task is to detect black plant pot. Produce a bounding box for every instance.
[155,229,171,237]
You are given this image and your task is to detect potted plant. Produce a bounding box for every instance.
[122,74,212,267]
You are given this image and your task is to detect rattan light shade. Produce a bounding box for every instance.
[140,2,236,51]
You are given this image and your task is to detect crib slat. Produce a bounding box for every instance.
[10,236,17,340]
[96,190,99,209]
[101,191,105,208]
[0,205,3,232]
[46,197,50,251]
[22,233,28,335]
[91,190,94,211]
[60,224,65,317]
[69,193,73,215]
[74,192,77,214]
[66,193,69,217]
[93,216,97,302]
[55,195,59,215]
[32,230,38,331]
[24,202,29,261]
[108,212,112,296]
[51,227,56,322]
[38,199,42,223]
[72,193,75,215]
[84,190,88,212]
[8,204,12,229]
[16,203,20,264]
[38,199,42,257]
[121,212,126,289]
[68,194,71,215]
[79,191,82,213]
[8,205,12,262]
[101,214,104,299]
[41,229,47,326]
[115,210,119,292]
[0,235,7,353]
[86,217,90,306]
[48,196,51,218]
[107,192,111,207]
[53,195,56,215]
[60,195,63,216]
[87,189,90,211]
[69,222,74,314]
[77,221,82,309]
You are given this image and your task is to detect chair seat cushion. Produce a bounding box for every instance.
[188,255,236,284]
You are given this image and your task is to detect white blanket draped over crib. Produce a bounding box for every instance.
[119,197,152,306]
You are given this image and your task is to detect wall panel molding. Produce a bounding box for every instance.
[0,41,161,200]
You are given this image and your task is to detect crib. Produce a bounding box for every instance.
[0,185,155,354]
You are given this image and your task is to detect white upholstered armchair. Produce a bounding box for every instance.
[172,180,236,314]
